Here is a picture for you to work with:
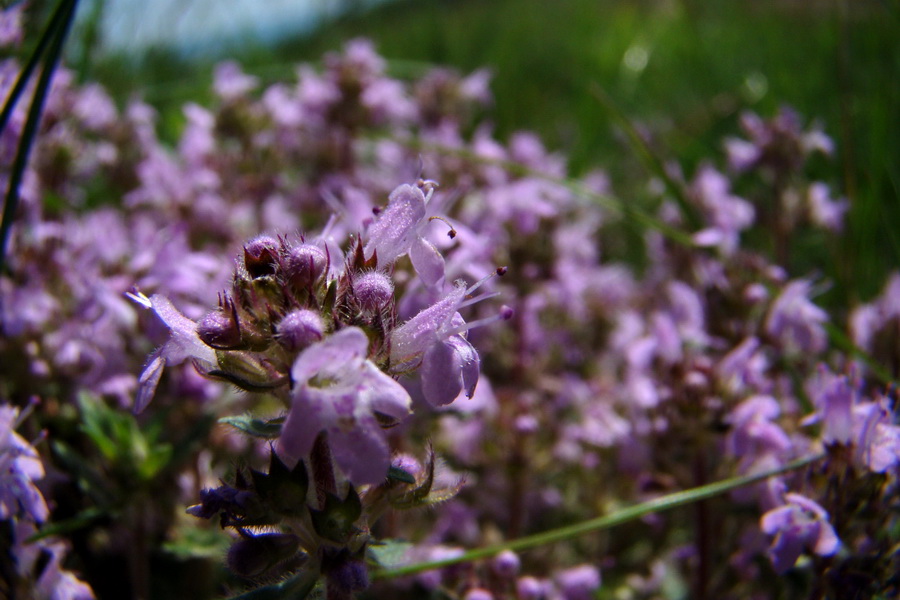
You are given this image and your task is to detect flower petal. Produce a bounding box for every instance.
[134,352,165,413]
[390,283,467,370]
[420,339,469,407]
[291,327,368,384]
[278,387,333,460]
[329,415,391,485]
[410,236,445,288]
[148,294,217,365]
[364,184,426,266]
[361,362,411,420]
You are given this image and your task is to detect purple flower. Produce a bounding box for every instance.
[853,398,900,473]
[690,165,755,253]
[213,60,259,100]
[806,369,855,445]
[765,280,828,355]
[364,182,449,288]
[278,327,411,485]
[554,564,601,600]
[760,493,840,573]
[0,405,49,523]
[806,182,848,232]
[849,272,900,354]
[806,368,900,472]
[725,395,792,470]
[0,3,25,47]
[128,292,217,413]
[390,281,482,407]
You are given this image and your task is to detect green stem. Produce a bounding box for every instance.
[373,453,824,579]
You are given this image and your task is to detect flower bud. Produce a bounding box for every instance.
[354,271,393,312]
[391,453,423,480]
[491,549,521,579]
[464,588,494,600]
[243,235,280,279]
[284,244,328,290]
[197,309,242,349]
[276,309,325,352]
[516,576,546,600]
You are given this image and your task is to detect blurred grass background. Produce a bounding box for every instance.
[26,0,900,304]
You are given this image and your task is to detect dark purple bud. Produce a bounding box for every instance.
[464,589,494,600]
[197,309,242,349]
[354,271,393,312]
[227,533,301,578]
[284,244,328,290]
[516,577,546,600]
[326,556,369,594]
[186,485,257,520]
[243,235,280,279]
[496,266,508,276]
[491,549,521,579]
[500,305,514,320]
[276,309,325,352]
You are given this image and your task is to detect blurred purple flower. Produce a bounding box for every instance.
[765,280,828,355]
[0,405,49,523]
[555,564,601,600]
[806,182,848,232]
[760,493,839,573]
[129,292,217,413]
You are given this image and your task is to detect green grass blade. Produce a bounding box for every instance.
[589,83,702,231]
[0,0,71,135]
[373,453,823,579]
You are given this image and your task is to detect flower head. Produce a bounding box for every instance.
[390,277,508,407]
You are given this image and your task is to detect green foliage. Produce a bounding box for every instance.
[77,392,172,481]
[220,414,285,438]
[367,539,415,570]
[310,486,363,544]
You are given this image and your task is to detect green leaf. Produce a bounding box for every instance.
[226,569,319,600]
[254,451,309,516]
[387,465,416,485]
[220,414,284,438]
[368,539,414,569]
[162,525,231,560]
[26,507,106,542]
[310,486,363,544]
[50,440,116,506]
[77,393,119,462]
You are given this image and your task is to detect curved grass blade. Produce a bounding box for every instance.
[0,0,71,135]
[0,0,79,273]
[373,452,823,579]
[589,82,703,231]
